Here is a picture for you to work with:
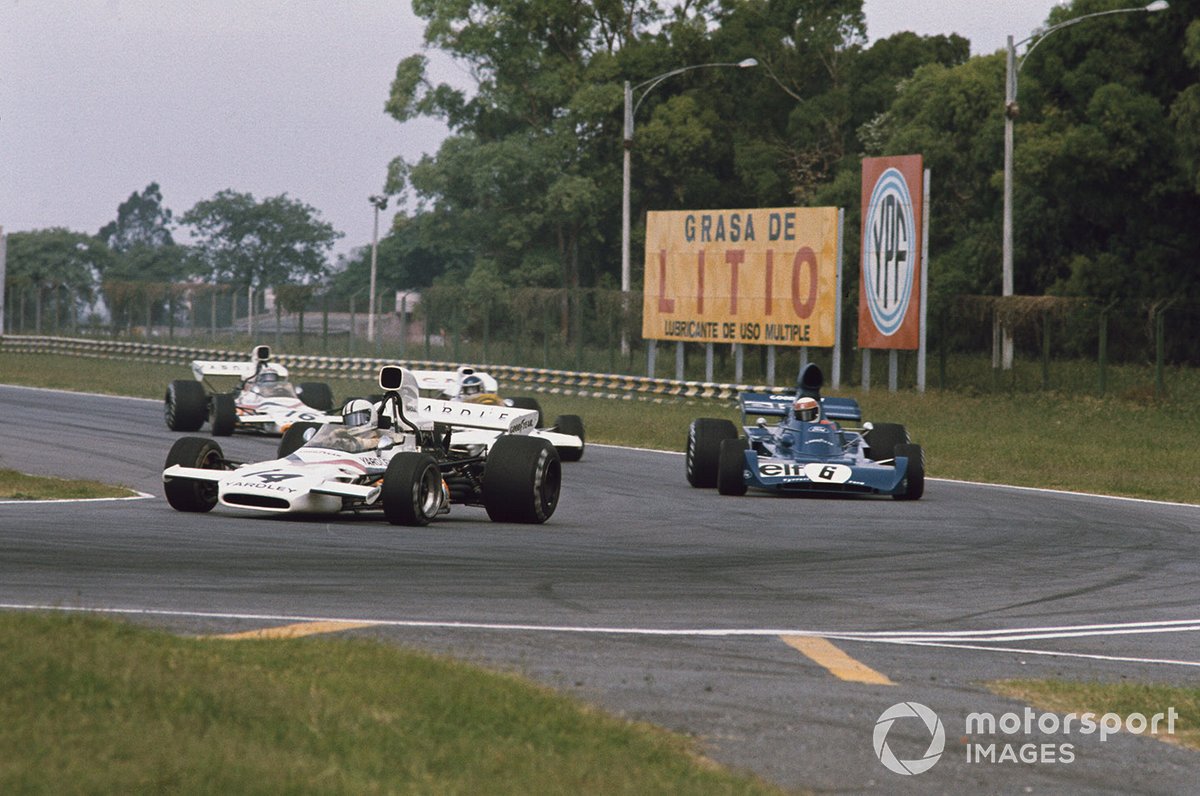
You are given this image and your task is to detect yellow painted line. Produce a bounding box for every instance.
[211,620,381,640]
[780,635,896,685]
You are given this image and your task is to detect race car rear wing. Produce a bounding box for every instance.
[740,392,862,423]
[189,345,289,382]
[419,398,538,434]
[412,367,500,396]
[189,360,289,382]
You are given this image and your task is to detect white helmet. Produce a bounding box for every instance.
[794,396,820,422]
[342,399,376,429]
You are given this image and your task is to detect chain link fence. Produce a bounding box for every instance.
[4,279,1197,397]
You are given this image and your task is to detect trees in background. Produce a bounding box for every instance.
[384,0,1199,313]
[7,0,1200,347]
[181,190,341,291]
[4,229,110,332]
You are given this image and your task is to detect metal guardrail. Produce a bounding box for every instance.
[0,335,774,402]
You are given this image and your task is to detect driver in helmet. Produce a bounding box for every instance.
[460,375,485,398]
[326,398,385,452]
[342,398,376,429]
[793,396,821,423]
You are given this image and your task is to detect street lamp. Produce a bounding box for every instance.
[1000,0,1167,368]
[367,194,388,343]
[620,57,758,351]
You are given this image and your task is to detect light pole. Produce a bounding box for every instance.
[621,57,757,351]
[367,194,388,343]
[1000,0,1167,368]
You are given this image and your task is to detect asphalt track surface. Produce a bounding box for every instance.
[2,383,1198,793]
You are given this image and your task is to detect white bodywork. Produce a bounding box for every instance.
[163,391,540,516]
[190,352,338,434]
[411,366,583,457]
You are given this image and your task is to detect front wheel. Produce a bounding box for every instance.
[382,453,445,526]
[483,435,561,524]
[865,423,908,462]
[163,437,224,512]
[277,422,321,458]
[893,443,925,501]
[297,382,334,412]
[717,438,749,496]
[686,418,738,488]
[552,414,585,462]
[504,396,543,428]
[164,380,207,431]
[210,393,237,436]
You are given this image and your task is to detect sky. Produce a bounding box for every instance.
[1,1,1061,261]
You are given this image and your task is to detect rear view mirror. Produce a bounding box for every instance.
[379,365,404,391]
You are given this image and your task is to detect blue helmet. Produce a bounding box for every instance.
[461,375,485,396]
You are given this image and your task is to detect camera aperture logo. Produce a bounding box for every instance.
[873,702,1179,775]
[874,702,946,775]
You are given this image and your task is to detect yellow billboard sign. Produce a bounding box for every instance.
[641,207,840,347]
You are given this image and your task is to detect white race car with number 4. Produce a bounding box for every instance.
[162,365,561,526]
[413,366,585,461]
[164,344,339,436]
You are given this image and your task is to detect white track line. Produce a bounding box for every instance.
[0,491,154,505]
[2,603,1198,667]
[4,385,1198,509]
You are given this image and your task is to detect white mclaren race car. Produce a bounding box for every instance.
[162,365,561,526]
[413,366,585,461]
[163,345,339,436]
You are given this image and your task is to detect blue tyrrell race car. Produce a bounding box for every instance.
[685,364,924,500]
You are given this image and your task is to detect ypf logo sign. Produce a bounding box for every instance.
[858,156,923,349]
[873,702,945,776]
[863,168,915,336]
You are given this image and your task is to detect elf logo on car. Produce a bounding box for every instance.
[759,463,805,478]
[863,167,915,336]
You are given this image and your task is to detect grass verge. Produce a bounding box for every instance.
[0,468,137,500]
[989,680,1199,750]
[2,351,1198,504]
[0,612,780,794]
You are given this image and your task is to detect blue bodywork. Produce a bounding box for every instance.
[734,377,913,497]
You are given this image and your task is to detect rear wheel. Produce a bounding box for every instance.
[717,437,749,496]
[382,452,444,526]
[163,437,223,512]
[483,436,561,523]
[504,396,543,428]
[552,414,585,462]
[686,418,738,488]
[864,423,909,462]
[210,393,237,437]
[277,421,321,457]
[165,380,207,431]
[297,382,334,412]
[893,443,925,501]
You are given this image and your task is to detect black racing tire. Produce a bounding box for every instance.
[717,437,749,496]
[163,437,223,512]
[277,421,322,458]
[685,418,738,488]
[552,414,585,462]
[482,435,561,524]
[893,443,925,501]
[164,380,207,432]
[297,382,334,412]
[864,422,909,462]
[209,393,237,437]
[504,396,543,428]
[382,452,444,526]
